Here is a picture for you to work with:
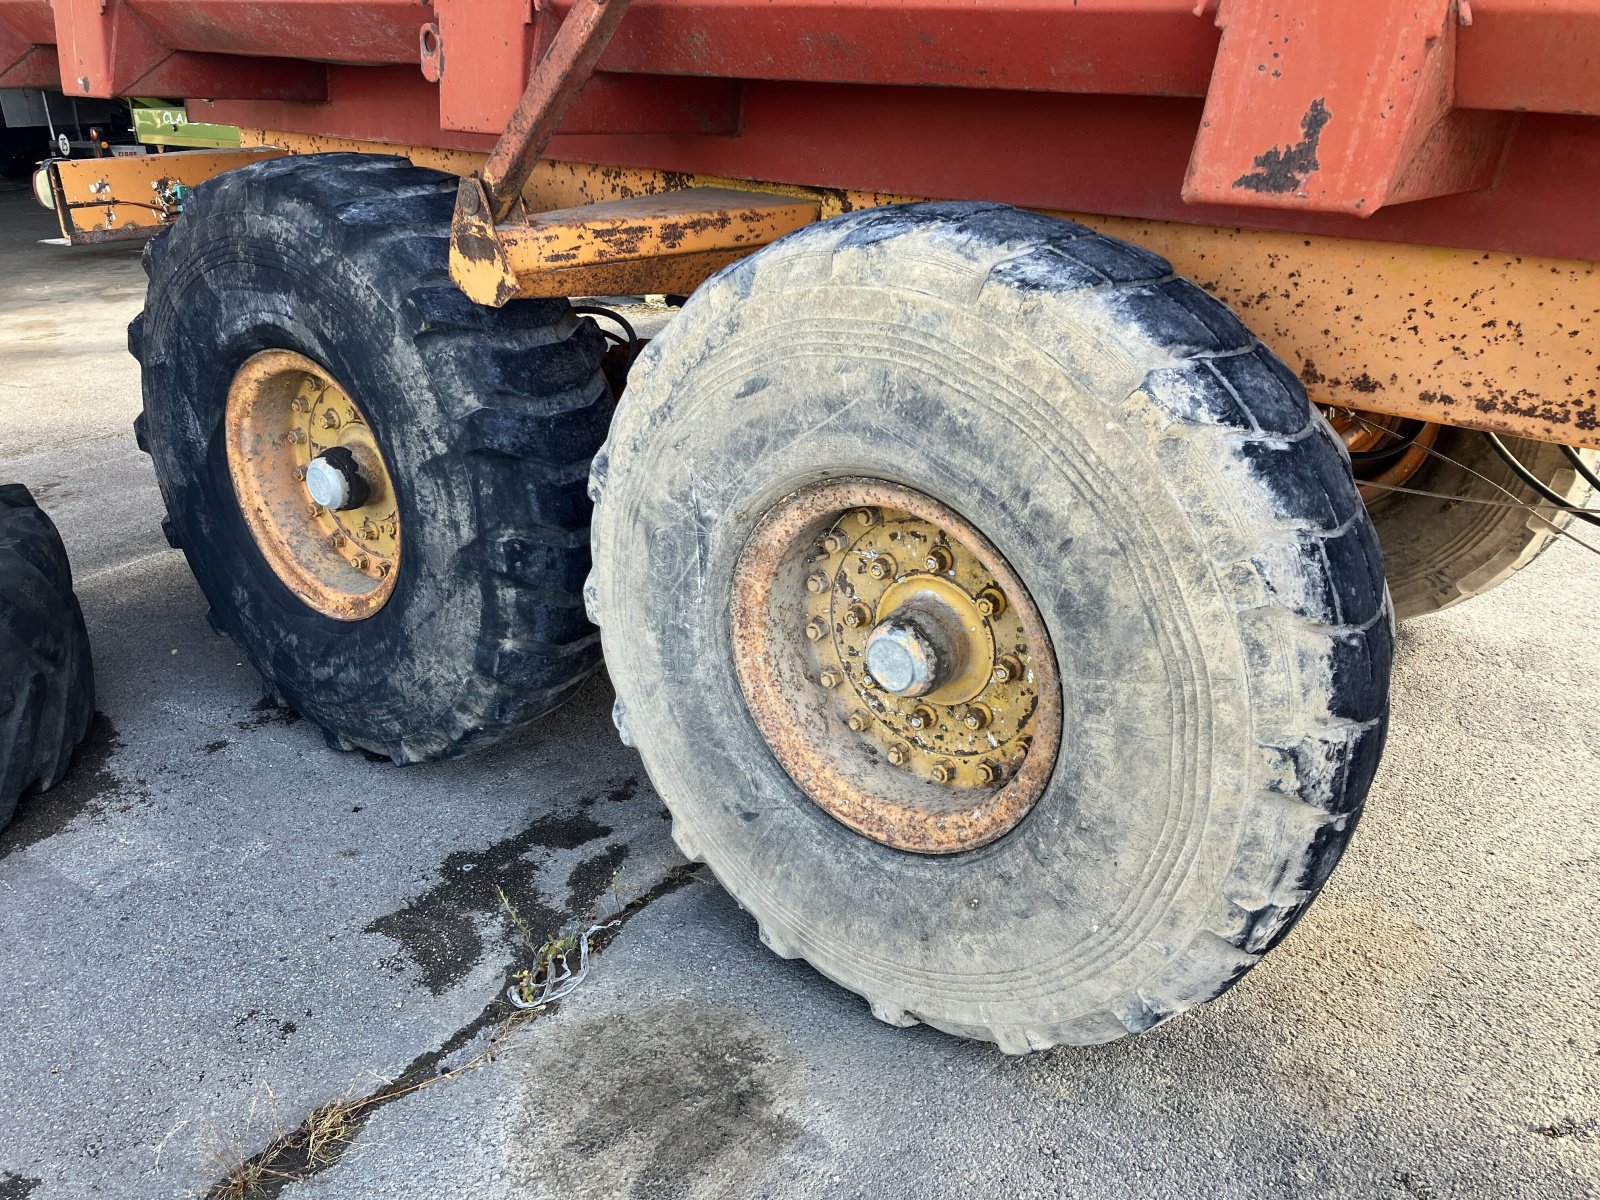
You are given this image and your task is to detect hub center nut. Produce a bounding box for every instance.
[303,447,369,512]
[865,610,958,697]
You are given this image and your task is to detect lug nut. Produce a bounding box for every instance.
[819,668,842,689]
[820,531,847,554]
[320,409,341,429]
[306,502,323,518]
[992,655,1023,684]
[293,466,307,481]
[975,586,1007,617]
[853,507,881,527]
[843,603,871,629]
[886,742,910,766]
[349,554,369,571]
[806,571,831,594]
[924,545,953,573]
[378,560,393,577]
[962,704,992,731]
[847,711,872,733]
[804,617,828,641]
[931,760,957,784]
[908,704,937,731]
[976,759,1000,785]
[867,555,896,581]
[286,428,307,444]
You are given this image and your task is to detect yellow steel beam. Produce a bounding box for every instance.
[39,148,285,245]
[449,182,822,306]
[248,129,1600,449]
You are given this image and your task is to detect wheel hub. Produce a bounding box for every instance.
[225,349,400,620]
[730,478,1061,854]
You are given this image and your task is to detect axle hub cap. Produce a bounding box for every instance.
[225,349,400,620]
[730,478,1061,854]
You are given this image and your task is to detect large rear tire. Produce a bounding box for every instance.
[0,484,94,829]
[130,154,611,763]
[590,203,1393,1050]
[1370,429,1589,620]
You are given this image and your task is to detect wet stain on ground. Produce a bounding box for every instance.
[363,791,634,995]
[0,714,138,860]
[0,1172,39,1199]
[234,698,302,732]
[513,1002,802,1200]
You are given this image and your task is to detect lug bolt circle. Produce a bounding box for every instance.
[804,617,828,641]
[806,571,831,594]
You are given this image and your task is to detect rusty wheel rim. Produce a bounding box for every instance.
[225,349,401,620]
[730,478,1062,854]
[1324,407,1440,503]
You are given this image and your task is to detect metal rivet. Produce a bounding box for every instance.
[806,571,830,594]
[804,617,828,641]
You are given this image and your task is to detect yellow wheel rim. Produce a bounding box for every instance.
[730,478,1061,854]
[225,349,400,621]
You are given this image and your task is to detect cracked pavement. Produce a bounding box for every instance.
[1,188,1596,1200]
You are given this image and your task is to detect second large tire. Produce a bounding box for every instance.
[0,484,94,829]
[130,154,611,763]
[1370,429,1589,620]
[591,203,1393,1050]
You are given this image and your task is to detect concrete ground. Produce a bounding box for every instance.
[0,186,1596,1200]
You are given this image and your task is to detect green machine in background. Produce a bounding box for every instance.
[129,99,238,149]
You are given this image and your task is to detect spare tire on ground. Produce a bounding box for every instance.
[0,484,94,830]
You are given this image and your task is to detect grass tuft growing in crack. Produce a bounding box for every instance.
[206,864,704,1199]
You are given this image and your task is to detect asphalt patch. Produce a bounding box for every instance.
[513,1001,802,1200]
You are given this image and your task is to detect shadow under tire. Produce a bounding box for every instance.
[589,202,1393,1051]
[0,484,94,828]
[1371,429,1590,621]
[130,153,611,763]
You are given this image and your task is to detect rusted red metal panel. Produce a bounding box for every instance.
[0,0,52,85]
[52,0,327,99]
[129,0,427,64]
[1458,0,1600,116]
[1183,1,1515,216]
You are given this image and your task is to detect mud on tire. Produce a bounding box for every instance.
[130,154,610,763]
[0,484,94,828]
[589,202,1393,1051]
